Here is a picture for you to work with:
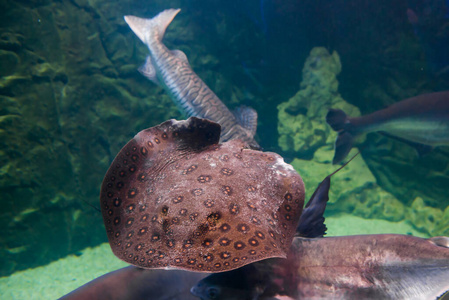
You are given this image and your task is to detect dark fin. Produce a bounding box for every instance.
[233,105,258,137]
[297,152,359,238]
[333,131,354,164]
[326,108,347,131]
[379,131,433,157]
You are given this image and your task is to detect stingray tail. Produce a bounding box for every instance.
[124,8,181,44]
[326,109,355,164]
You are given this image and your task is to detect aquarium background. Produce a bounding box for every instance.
[1,0,448,286]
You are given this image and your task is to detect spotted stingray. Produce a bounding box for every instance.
[100,117,304,272]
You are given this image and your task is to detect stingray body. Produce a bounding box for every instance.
[124,9,259,149]
[58,266,206,300]
[100,117,304,273]
[326,91,449,164]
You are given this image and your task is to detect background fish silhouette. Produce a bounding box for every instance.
[326,91,449,163]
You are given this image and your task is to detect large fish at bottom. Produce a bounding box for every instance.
[326,91,449,164]
[124,9,260,149]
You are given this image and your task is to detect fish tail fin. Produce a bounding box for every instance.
[326,109,355,164]
[124,8,181,44]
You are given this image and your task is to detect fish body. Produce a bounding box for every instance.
[124,9,260,149]
[326,91,449,163]
[193,235,449,300]
[291,234,449,300]
[59,266,207,300]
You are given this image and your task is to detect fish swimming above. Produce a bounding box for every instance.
[326,91,449,164]
[124,9,260,149]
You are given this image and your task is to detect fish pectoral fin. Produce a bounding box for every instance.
[233,105,258,136]
[378,131,433,157]
[171,49,190,65]
[138,56,161,85]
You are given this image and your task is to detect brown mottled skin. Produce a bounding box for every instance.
[58,266,206,300]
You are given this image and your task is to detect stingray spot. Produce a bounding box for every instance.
[147,141,154,148]
[146,248,156,255]
[237,223,250,234]
[221,186,233,196]
[114,231,121,238]
[140,205,147,212]
[137,173,147,182]
[135,243,144,251]
[220,223,231,232]
[161,132,168,139]
[272,212,279,220]
[155,196,163,204]
[250,216,261,225]
[284,204,292,211]
[110,176,116,181]
[157,251,166,259]
[199,264,206,270]
[268,230,276,240]
[220,251,231,259]
[233,153,242,159]
[107,191,114,198]
[174,258,183,264]
[166,239,175,248]
[202,238,214,248]
[154,138,160,144]
[126,231,134,239]
[128,165,137,173]
[128,254,134,259]
[268,219,275,227]
[220,155,230,162]
[183,239,193,249]
[137,227,148,236]
[261,199,268,206]
[228,202,241,215]
[220,168,234,176]
[197,175,212,183]
[234,241,246,250]
[271,242,278,248]
[214,263,222,268]
[255,231,265,239]
[126,204,135,213]
[285,214,292,221]
[282,223,288,230]
[203,253,214,262]
[233,257,239,263]
[191,188,204,196]
[246,202,257,211]
[119,171,126,177]
[189,213,199,221]
[116,182,124,190]
[128,188,138,198]
[161,206,169,215]
[172,217,180,224]
[248,238,259,247]
[242,256,248,261]
[187,258,196,265]
[219,237,231,246]
[125,218,134,228]
[247,185,256,192]
[151,215,158,223]
[284,193,292,201]
[203,199,215,208]
[107,209,113,216]
[182,165,198,175]
[249,250,257,255]
[107,183,113,188]
[151,233,160,242]
[113,217,120,225]
[140,147,147,156]
[179,208,188,216]
[125,242,133,249]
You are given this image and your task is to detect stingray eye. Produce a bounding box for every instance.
[207,287,220,299]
